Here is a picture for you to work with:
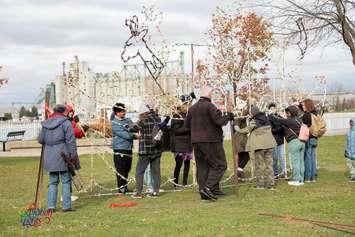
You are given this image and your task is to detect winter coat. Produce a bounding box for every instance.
[71,120,85,139]
[233,117,248,153]
[111,117,135,151]
[137,111,162,155]
[184,97,230,143]
[345,118,355,160]
[170,113,192,153]
[38,114,78,172]
[238,113,276,152]
[270,106,301,143]
[268,113,285,145]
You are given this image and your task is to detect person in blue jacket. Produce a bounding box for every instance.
[111,103,140,194]
[38,104,79,212]
[345,118,355,182]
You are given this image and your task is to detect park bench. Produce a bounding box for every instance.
[0,130,26,151]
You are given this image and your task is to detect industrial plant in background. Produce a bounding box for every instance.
[53,54,191,121]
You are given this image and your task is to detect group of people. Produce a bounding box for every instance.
[234,99,325,190]
[110,86,233,201]
[38,85,355,209]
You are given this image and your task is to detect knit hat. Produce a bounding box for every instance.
[53,104,66,114]
[250,105,261,117]
[138,103,150,114]
[285,105,299,117]
[267,102,276,110]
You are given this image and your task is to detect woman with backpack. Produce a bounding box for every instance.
[270,106,305,186]
[301,99,318,182]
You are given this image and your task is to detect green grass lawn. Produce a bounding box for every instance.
[0,136,354,237]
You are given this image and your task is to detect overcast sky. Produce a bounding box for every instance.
[0,0,354,107]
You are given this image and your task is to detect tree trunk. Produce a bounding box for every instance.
[334,0,355,66]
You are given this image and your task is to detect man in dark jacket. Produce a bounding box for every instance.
[38,104,79,212]
[267,103,286,178]
[184,86,233,201]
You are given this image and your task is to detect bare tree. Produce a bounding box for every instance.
[242,0,355,66]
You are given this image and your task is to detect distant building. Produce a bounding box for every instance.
[52,54,191,119]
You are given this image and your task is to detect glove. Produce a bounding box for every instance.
[226,112,234,121]
[163,116,171,124]
[73,115,80,123]
[82,124,89,132]
[70,154,81,170]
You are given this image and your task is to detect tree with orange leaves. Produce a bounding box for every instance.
[208,8,275,108]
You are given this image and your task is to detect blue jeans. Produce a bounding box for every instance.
[47,171,72,210]
[144,164,153,190]
[304,138,317,181]
[288,139,305,182]
[272,144,285,176]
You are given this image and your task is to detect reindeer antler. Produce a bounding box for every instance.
[125,15,139,36]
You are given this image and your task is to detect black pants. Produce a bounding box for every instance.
[173,154,190,186]
[238,152,250,169]
[193,142,227,191]
[135,154,161,194]
[113,149,132,190]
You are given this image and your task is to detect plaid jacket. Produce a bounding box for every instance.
[137,112,162,155]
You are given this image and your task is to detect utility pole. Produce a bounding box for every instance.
[174,43,211,90]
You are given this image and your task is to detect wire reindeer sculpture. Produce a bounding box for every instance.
[121,15,166,94]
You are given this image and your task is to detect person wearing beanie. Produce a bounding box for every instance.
[345,118,355,182]
[183,85,234,201]
[236,105,276,190]
[267,103,286,179]
[64,104,86,139]
[269,105,305,186]
[38,104,79,212]
[111,103,140,194]
[132,102,162,198]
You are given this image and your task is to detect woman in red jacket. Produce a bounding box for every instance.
[65,104,86,139]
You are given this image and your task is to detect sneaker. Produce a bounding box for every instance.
[304,180,312,183]
[132,193,144,199]
[349,178,355,182]
[311,180,316,183]
[147,192,159,198]
[288,181,302,186]
[200,187,218,200]
[62,208,75,212]
[278,173,286,179]
[145,188,153,193]
[266,186,275,190]
[200,191,216,201]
